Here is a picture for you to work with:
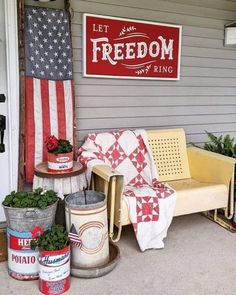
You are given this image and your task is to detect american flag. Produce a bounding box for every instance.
[68,224,82,248]
[24,5,75,182]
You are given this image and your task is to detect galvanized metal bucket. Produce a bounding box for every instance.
[2,201,58,232]
[65,190,109,268]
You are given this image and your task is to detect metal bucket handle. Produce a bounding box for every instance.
[24,209,38,219]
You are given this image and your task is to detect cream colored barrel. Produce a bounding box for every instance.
[65,191,109,268]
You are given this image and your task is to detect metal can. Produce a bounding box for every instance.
[39,246,70,295]
[7,228,39,280]
[47,152,73,173]
[65,191,109,268]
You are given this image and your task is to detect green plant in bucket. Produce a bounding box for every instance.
[2,188,58,209]
[30,225,69,251]
[45,135,73,155]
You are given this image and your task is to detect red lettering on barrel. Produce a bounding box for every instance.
[31,256,36,264]
[12,254,18,263]
[11,254,36,264]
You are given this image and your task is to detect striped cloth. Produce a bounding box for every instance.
[24,6,74,182]
[68,224,82,248]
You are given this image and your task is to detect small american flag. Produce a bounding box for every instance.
[24,5,75,182]
[68,224,82,248]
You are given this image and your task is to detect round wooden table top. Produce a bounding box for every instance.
[34,161,85,178]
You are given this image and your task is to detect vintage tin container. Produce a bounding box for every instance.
[7,228,39,280]
[38,246,70,295]
[65,191,109,268]
[47,152,73,173]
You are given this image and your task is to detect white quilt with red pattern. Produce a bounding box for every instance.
[78,129,176,251]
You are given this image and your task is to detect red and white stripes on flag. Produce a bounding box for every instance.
[25,77,75,182]
[24,6,75,182]
[68,224,82,248]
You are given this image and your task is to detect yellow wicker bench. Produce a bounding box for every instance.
[91,128,236,241]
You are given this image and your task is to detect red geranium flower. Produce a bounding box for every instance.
[31,225,44,239]
[45,135,59,152]
[45,135,73,154]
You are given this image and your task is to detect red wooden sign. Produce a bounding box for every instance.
[83,14,182,80]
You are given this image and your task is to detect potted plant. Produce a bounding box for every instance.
[203,131,236,158]
[2,188,59,232]
[31,225,70,295]
[192,131,236,158]
[45,135,73,173]
[2,188,59,280]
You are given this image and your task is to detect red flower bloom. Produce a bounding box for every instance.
[31,225,44,239]
[45,135,59,152]
[45,135,73,154]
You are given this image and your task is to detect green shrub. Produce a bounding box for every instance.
[2,188,58,209]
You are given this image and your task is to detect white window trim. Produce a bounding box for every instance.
[4,0,19,190]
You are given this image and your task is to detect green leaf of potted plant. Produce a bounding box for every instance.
[45,135,74,173]
[2,188,59,232]
[203,131,236,158]
[30,225,70,295]
[191,131,236,158]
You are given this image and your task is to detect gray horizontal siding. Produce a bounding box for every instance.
[78,106,236,119]
[71,3,230,29]
[74,77,236,86]
[75,86,236,96]
[71,0,236,146]
[76,114,236,129]
[85,0,236,19]
[166,0,236,11]
[76,96,236,107]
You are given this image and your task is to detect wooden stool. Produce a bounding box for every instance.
[33,161,87,197]
[33,162,87,226]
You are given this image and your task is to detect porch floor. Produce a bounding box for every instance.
[1,213,236,295]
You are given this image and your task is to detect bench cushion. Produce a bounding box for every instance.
[168,179,228,216]
[119,179,228,225]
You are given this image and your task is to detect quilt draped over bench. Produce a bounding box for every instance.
[78,130,176,251]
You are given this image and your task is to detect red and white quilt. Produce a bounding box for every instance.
[78,129,176,251]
